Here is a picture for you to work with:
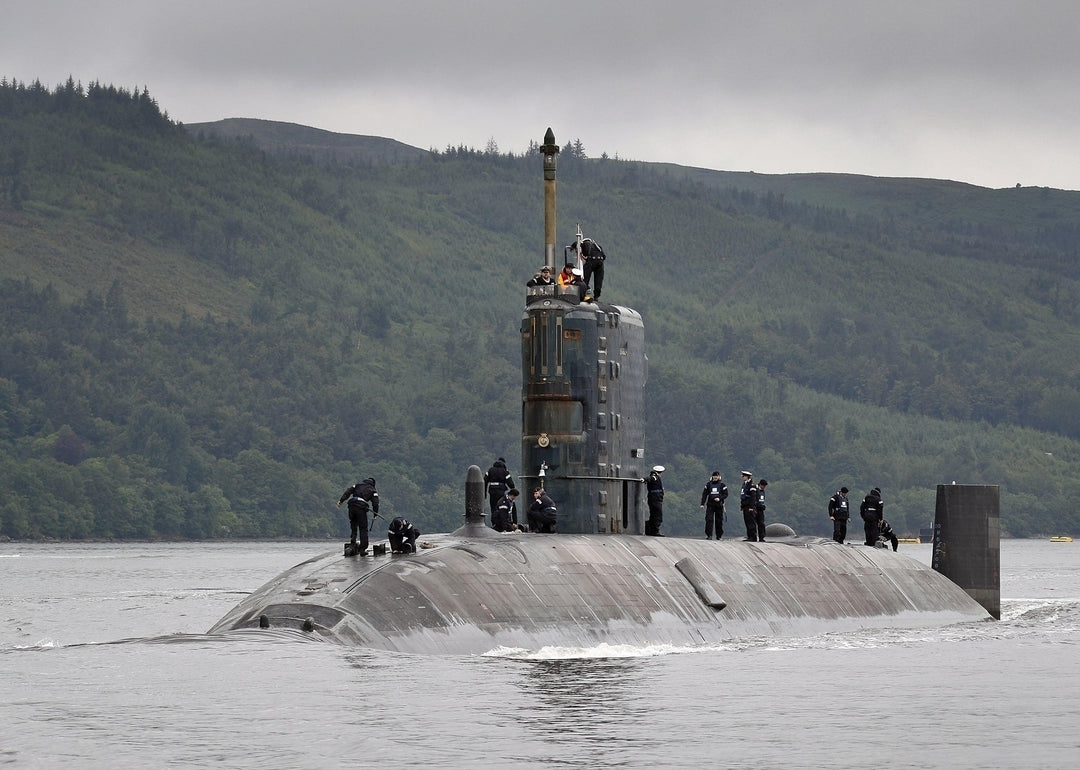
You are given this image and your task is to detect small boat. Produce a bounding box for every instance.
[1049,536,1073,543]
[897,537,921,544]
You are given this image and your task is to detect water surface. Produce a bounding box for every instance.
[2,540,1077,768]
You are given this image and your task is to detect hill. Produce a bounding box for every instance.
[2,79,1079,541]
[184,117,429,166]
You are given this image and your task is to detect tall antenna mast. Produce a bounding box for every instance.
[540,128,560,271]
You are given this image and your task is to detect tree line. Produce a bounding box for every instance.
[2,80,1079,541]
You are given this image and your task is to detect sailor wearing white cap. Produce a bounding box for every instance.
[645,465,665,536]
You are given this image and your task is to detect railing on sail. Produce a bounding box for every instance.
[563,222,584,271]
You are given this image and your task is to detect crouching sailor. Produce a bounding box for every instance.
[492,489,523,532]
[387,516,421,553]
[876,519,899,552]
[338,477,379,556]
[527,487,558,533]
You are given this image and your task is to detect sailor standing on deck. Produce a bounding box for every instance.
[753,479,768,542]
[645,465,665,536]
[567,235,607,299]
[739,471,759,541]
[861,487,884,546]
[484,458,517,518]
[700,471,728,540]
[828,487,851,544]
[338,478,379,555]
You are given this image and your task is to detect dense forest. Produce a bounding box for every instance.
[2,78,1079,541]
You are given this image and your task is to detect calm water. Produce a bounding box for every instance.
[1,539,1078,769]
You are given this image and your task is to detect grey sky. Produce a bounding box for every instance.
[5,1,1079,189]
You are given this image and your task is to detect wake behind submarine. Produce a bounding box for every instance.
[208,129,997,654]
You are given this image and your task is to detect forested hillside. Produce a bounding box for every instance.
[2,79,1079,541]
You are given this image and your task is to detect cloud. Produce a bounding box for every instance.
[4,1,1080,188]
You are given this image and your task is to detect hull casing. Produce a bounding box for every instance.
[209,534,990,654]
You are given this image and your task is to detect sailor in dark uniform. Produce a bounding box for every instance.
[568,236,607,299]
[527,487,558,533]
[877,518,899,551]
[387,516,421,553]
[492,489,521,532]
[526,265,555,287]
[645,465,665,536]
[484,458,517,518]
[753,479,768,542]
[739,470,759,541]
[861,487,884,546]
[337,477,379,554]
[700,471,728,540]
[828,487,851,544]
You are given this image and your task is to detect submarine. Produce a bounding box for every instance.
[208,129,997,654]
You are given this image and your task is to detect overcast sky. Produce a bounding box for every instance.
[5,1,1079,190]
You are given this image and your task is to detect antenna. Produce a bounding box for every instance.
[541,128,559,271]
[573,223,584,269]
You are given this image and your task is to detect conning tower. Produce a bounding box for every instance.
[520,129,648,534]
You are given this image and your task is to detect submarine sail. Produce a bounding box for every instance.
[521,127,648,535]
[521,296,646,534]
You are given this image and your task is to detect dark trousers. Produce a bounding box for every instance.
[646,498,663,535]
[833,519,848,543]
[349,511,369,551]
[742,508,758,541]
[864,519,880,546]
[528,510,557,533]
[881,531,898,551]
[388,531,417,553]
[705,506,724,539]
[583,260,605,298]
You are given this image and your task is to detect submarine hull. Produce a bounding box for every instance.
[208,534,990,655]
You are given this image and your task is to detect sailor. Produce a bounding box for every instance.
[337,477,379,555]
[484,458,517,518]
[828,487,851,544]
[526,265,555,287]
[567,236,607,299]
[556,264,588,300]
[877,518,899,551]
[861,487,884,546]
[527,487,558,533]
[645,465,665,536]
[739,471,759,541]
[387,516,421,553]
[738,468,756,539]
[753,479,768,542]
[492,488,521,532]
[557,263,576,288]
[700,471,728,539]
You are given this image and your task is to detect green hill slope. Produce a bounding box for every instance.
[2,79,1078,541]
[185,117,430,166]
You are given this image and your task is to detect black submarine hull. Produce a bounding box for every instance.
[208,533,990,655]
